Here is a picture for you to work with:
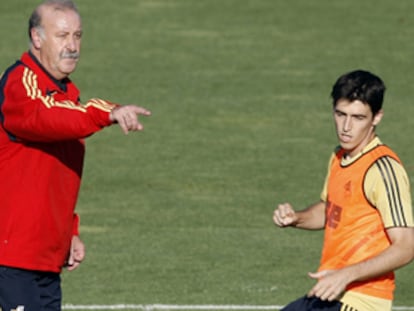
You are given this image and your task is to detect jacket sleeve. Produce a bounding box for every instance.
[72,213,80,236]
[1,66,117,142]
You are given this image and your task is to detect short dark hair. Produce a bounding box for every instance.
[28,0,79,40]
[330,70,385,116]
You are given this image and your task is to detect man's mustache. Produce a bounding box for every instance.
[61,52,80,60]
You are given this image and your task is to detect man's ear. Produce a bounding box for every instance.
[31,28,43,49]
[373,109,384,126]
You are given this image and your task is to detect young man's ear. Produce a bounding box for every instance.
[30,28,43,49]
[373,109,384,126]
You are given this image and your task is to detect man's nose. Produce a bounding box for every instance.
[343,117,352,132]
[66,37,78,51]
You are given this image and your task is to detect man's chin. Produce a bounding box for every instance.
[60,64,78,76]
[339,143,354,152]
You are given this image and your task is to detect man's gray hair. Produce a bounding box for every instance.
[28,0,80,40]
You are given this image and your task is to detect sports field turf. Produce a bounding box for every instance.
[1,1,414,310]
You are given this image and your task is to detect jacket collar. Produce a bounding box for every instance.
[24,51,69,92]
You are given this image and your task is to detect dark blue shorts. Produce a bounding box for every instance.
[281,296,343,311]
[0,266,62,311]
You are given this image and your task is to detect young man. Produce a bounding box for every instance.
[0,0,151,310]
[273,70,414,311]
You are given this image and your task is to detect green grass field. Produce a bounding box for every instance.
[1,0,414,310]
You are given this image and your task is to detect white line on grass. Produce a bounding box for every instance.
[62,305,284,311]
[62,305,414,311]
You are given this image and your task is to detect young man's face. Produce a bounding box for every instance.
[333,99,383,158]
[31,7,82,80]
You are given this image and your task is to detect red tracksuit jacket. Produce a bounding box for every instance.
[0,51,116,272]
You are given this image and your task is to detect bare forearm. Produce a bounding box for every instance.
[294,201,326,230]
[343,228,414,283]
[307,227,414,301]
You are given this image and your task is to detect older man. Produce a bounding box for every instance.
[0,0,150,310]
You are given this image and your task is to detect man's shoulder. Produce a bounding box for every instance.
[0,58,26,87]
[369,144,401,165]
